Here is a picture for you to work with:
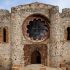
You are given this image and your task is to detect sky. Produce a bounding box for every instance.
[0,0,70,12]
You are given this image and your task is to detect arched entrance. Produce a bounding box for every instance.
[31,50,41,64]
[24,44,48,66]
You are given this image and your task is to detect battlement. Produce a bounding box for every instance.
[61,8,70,17]
[0,9,9,15]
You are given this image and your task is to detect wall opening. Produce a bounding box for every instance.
[27,19,49,40]
[22,14,50,42]
[67,27,70,40]
[24,44,47,66]
[3,28,6,42]
[31,50,41,64]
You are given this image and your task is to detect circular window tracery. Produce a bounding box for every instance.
[22,14,50,42]
[27,19,48,40]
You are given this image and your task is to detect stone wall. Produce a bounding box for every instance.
[0,10,12,70]
[49,7,63,67]
[11,3,53,70]
[60,8,70,63]
[0,2,70,70]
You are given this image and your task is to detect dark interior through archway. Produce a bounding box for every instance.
[31,50,41,64]
[27,19,49,40]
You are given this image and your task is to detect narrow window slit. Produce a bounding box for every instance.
[3,28,6,42]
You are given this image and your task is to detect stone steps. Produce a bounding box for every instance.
[22,64,63,70]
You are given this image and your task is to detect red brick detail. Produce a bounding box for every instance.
[23,44,48,66]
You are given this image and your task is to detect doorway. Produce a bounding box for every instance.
[31,50,41,64]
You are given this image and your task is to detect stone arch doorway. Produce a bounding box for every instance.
[24,44,48,66]
[31,50,41,64]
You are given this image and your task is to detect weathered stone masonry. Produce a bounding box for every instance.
[0,2,70,70]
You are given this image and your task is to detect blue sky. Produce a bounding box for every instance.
[0,0,70,12]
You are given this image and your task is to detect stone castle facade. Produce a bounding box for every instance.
[0,2,70,70]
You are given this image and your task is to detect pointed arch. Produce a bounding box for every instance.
[31,50,41,64]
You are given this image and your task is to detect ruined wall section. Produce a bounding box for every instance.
[11,3,55,69]
[49,7,64,67]
[60,9,70,63]
[0,10,11,70]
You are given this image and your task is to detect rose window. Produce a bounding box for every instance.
[27,19,48,40]
[22,14,50,42]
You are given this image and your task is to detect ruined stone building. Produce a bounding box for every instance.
[0,2,70,70]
